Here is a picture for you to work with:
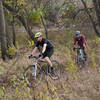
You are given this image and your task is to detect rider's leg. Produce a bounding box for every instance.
[44,57,54,74]
[42,48,54,73]
[83,47,87,56]
[44,57,52,67]
[83,47,87,61]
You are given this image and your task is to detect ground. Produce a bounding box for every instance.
[0,28,100,100]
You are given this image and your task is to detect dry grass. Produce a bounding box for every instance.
[0,29,100,100]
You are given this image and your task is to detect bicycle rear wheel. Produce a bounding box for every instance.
[24,65,43,87]
[49,60,61,80]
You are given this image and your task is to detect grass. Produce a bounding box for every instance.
[0,28,100,100]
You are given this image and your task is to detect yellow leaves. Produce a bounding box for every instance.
[15,87,19,93]
[98,67,100,74]
[28,40,34,48]
[39,92,43,98]
[44,95,51,100]
[17,0,25,6]
[95,38,100,47]
[91,51,97,68]
[65,48,78,79]
[17,92,21,99]
[6,46,17,58]
[0,88,4,97]
[66,67,70,71]
[52,97,59,100]
[52,86,57,92]
[45,85,49,90]
[67,84,72,89]
[27,87,30,97]
[5,0,12,6]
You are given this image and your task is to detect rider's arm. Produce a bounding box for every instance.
[42,44,47,54]
[82,36,86,48]
[73,37,77,48]
[32,47,38,55]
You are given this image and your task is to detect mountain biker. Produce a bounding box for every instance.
[73,31,87,59]
[29,32,54,74]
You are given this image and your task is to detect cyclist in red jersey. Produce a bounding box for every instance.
[73,31,87,58]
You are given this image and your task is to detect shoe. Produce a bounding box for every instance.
[50,67,55,75]
[84,56,87,61]
[47,66,50,73]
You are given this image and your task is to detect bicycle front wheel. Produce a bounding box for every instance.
[24,65,43,87]
[50,60,61,80]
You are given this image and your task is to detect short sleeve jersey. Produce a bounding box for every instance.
[74,35,86,47]
[36,38,53,49]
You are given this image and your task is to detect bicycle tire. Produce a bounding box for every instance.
[24,65,43,87]
[49,60,61,80]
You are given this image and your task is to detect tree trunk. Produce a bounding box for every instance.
[12,16,16,48]
[5,20,11,47]
[81,0,100,37]
[0,1,7,60]
[92,0,100,27]
[40,15,48,39]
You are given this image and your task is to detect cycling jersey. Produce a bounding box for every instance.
[36,38,53,49]
[74,35,86,47]
[36,38,54,58]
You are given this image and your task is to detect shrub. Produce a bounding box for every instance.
[6,46,17,58]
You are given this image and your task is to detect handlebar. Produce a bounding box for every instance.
[29,56,40,59]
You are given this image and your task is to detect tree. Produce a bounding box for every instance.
[0,1,7,60]
[81,0,100,37]
[92,0,100,27]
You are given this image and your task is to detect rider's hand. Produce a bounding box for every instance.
[29,54,32,59]
[73,47,75,51]
[39,53,43,57]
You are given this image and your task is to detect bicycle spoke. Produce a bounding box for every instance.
[24,65,42,87]
[50,60,61,80]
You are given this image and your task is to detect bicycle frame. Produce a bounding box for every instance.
[31,56,47,77]
[31,57,38,77]
[77,48,85,62]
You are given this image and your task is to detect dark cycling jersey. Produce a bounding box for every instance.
[36,38,53,58]
[36,38,53,49]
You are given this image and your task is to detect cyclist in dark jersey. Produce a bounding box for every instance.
[29,32,54,74]
[73,31,87,58]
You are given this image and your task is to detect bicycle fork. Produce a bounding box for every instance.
[32,63,37,77]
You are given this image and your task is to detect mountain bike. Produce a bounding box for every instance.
[75,47,87,68]
[24,56,61,87]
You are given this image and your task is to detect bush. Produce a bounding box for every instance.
[6,46,17,58]
[27,40,34,48]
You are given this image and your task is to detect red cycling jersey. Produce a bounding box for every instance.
[74,35,86,47]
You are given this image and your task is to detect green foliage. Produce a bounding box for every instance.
[28,9,43,24]
[17,0,25,6]
[6,46,17,58]
[0,88,4,97]
[0,72,3,75]
[55,4,60,11]
[65,48,78,79]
